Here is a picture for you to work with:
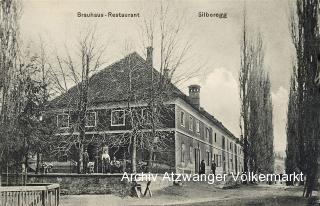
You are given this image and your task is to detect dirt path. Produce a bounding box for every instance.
[60,182,316,206]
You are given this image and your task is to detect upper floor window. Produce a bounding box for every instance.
[189,116,194,131]
[141,108,151,122]
[111,109,125,126]
[222,136,225,149]
[214,133,217,142]
[86,112,96,127]
[230,142,232,150]
[205,127,210,140]
[57,114,69,128]
[180,111,185,127]
[196,120,200,133]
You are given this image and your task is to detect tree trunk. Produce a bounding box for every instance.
[131,135,137,173]
[36,152,40,174]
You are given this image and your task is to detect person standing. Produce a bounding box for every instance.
[83,149,89,174]
[101,147,110,173]
[211,160,217,175]
[200,159,206,174]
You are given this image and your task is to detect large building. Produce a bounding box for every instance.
[48,48,243,174]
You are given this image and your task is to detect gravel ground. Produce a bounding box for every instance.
[60,182,319,206]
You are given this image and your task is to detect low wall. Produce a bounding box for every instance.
[1,173,172,196]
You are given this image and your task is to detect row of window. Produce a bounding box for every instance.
[181,111,229,147]
[180,111,212,139]
[57,109,126,128]
[180,110,243,155]
[180,143,226,167]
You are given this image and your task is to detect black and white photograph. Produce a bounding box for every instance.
[0,0,319,205]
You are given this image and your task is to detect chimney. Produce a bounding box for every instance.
[146,46,153,67]
[188,84,201,109]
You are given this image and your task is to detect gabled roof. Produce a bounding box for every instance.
[49,52,239,141]
[50,52,184,108]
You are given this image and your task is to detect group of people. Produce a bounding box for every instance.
[199,159,216,175]
[82,147,122,174]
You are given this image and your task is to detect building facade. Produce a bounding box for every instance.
[48,49,243,174]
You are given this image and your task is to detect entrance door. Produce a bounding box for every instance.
[194,148,200,173]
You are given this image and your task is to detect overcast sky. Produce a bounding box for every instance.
[21,0,294,153]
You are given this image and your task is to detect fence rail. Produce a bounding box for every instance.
[0,183,60,206]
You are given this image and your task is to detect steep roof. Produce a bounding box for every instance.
[50,52,184,108]
[49,52,239,141]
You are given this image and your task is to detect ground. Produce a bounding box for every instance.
[60,182,319,206]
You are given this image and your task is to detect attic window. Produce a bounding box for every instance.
[111,109,125,126]
[57,114,69,128]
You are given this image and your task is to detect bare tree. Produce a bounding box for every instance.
[138,2,201,171]
[48,28,106,173]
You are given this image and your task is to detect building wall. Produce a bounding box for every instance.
[50,98,243,175]
[174,99,243,175]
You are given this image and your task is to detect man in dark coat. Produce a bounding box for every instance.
[200,160,206,174]
[211,160,217,175]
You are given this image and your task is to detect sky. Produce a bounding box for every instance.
[20,0,294,154]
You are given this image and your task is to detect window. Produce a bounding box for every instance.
[86,112,96,127]
[181,143,185,163]
[206,151,211,165]
[111,109,125,126]
[189,146,193,163]
[214,154,221,167]
[180,111,185,127]
[196,120,200,133]
[57,114,69,128]
[205,127,210,141]
[141,108,151,122]
[189,116,193,131]
[230,142,232,150]
[214,154,222,167]
[222,136,225,149]
[214,133,217,142]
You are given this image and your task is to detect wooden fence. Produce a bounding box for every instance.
[0,183,60,206]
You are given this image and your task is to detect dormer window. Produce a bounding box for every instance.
[111,109,125,126]
[57,114,69,128]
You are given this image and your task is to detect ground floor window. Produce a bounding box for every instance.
[189,146,193,163]
[181,143,185,163]
[206,151,211,165]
